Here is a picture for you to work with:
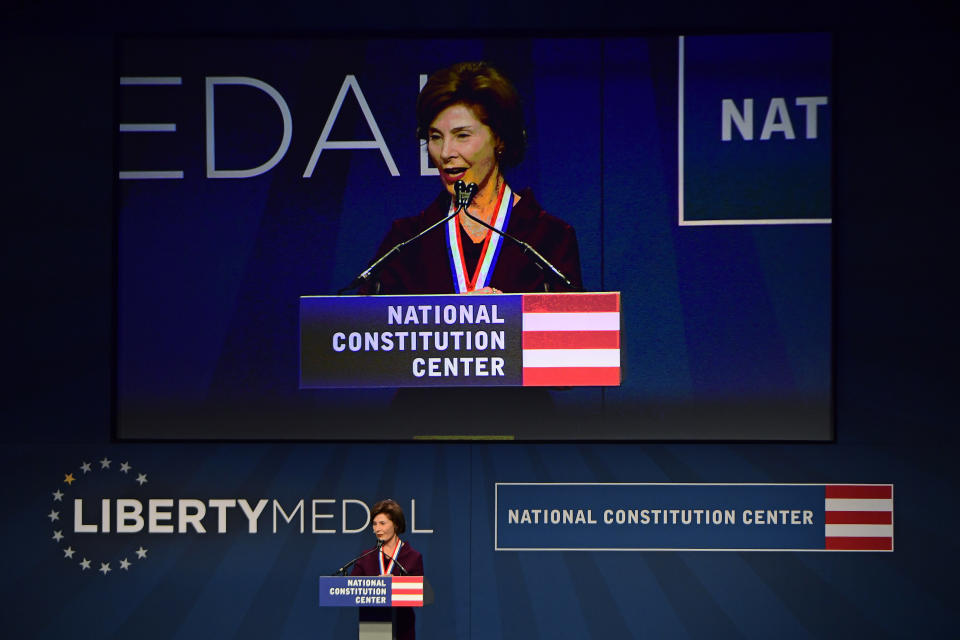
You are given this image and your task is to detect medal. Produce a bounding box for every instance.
[378,538,402,575]
[445,182,513,293]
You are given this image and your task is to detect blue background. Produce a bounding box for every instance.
[2,2,955,639]
[684,34,832,221]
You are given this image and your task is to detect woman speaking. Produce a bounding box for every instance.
[357,62,582,436]
[351,499,424,640]
[362,61,582,295]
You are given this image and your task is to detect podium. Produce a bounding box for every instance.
[301,292,622,389]
[319,576,424,640]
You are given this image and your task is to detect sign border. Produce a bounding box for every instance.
[676,35,833,227]
[494,482,893,552]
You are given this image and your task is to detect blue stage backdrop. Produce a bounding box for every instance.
[116,35,831,440]
[5,441,952,638]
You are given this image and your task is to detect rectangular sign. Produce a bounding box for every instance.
[680,33,832,225]
[318,576,424,607]
[495,483,892,551]
[300,292,621,388]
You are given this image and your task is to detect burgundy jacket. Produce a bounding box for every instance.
[351,541,424,640]
[350,540,424,578]
[362,188,582,294]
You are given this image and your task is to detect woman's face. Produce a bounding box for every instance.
[372,512,397,544]
[427,103,501,197]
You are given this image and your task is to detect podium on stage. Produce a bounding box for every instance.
[301,292,622,389]
[319,576,424,640]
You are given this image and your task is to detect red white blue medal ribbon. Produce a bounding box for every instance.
[379,538,402,575]
[445,183,513,293]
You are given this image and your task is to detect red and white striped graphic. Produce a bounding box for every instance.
[390,576,424,607]
[824,484,893,551]
[521,293,621,387]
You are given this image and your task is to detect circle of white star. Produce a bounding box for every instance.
[51,456,152,575]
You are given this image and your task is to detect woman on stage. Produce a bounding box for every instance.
[351,499,424,640]
[363,61,582,295]
[359,62,583,437]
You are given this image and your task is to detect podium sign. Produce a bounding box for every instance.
[318,576,424,607]
[300,292,621,389]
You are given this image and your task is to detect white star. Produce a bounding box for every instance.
[52,530,63,542]
[80,558,91,570]
[63,546,75,559]
[99,562,111,575]
[120,462,131,473]
[53,490,64,502]
[136,473,148,486]
[80,461,91,473]
[120,558,131,570]
[135,546,148,559]
[47,510,60,522]
[99,457,111,469]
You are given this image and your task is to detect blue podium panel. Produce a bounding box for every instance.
[319,576,424,607]
[300,293,622,388]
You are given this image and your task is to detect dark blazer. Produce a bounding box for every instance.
[350,541,424,577]
[362,188,582,294]
[351,541,423,640]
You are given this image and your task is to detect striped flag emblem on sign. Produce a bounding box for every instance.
[521,293,621,387]
[391,576,424,606]
[824,484,893,551]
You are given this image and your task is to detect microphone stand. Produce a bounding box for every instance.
[338,179,577,293]
[337,198,469,295]
[332,540,383,576]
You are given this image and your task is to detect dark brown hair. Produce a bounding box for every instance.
[416,61,527,168]
[371,499,406,534]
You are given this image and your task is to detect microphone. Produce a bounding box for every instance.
[376,538,384,549]
[454,180,478,210]
[458,182,580,292]
[337,184,476,294]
